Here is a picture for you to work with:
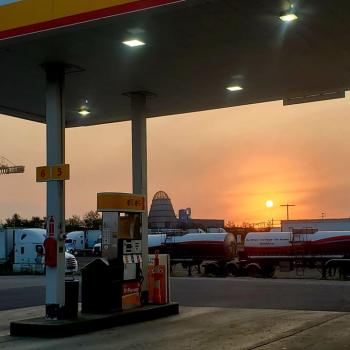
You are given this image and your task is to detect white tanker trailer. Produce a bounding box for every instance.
[241,230,350,278]
[149,232,237,275]
[149,229,350,278]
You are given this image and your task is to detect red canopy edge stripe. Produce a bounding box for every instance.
[0,0,183,41]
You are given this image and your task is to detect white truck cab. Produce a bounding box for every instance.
[12,228,78,274]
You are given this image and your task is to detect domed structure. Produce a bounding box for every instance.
[148,191,178,229]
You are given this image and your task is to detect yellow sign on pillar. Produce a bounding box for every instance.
[36,166,51,182]
[97,193,145,212]
[52,164,70,180]
[36,164,70,182]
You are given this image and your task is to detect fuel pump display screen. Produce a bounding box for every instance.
[121,239,142,280]
[123,240,142,254]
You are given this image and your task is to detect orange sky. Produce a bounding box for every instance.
[1,94,350,225]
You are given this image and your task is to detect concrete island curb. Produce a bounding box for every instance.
[10,303,179,338]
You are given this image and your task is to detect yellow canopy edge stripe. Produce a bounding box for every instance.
[0,0,138,32]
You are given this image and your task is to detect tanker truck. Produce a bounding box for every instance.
[241,229,350,278]
[148,232,238,276]
[149,229,350,278]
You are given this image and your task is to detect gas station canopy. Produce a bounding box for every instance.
[0,0,350,127]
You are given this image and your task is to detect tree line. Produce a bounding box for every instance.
[1,211,102,231]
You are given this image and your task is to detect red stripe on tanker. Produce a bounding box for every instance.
[244,231,350,258]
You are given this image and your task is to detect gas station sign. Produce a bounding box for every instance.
[0,0,182,40]
[52,164,70,181]
[36,164,70,182]
[97,192,145,212]
[36,166,51,182]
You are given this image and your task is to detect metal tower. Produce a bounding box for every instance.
[0,157,25,175]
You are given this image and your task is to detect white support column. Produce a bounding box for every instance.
[129,92,150,301]
[44,63,66,319]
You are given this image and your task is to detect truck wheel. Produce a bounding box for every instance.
[226,263,239,277]
[263,266,275,278]
[246,264,262,278]
[204,263,220,277]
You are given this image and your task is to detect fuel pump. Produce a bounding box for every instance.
[97,192,146,310]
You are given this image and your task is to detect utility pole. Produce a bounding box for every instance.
[280,204,295,220]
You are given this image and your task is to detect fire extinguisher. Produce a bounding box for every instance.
[48,216,55,237]
[43,237,57,267]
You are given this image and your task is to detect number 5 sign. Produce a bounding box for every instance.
[52,164,70,180]
[36,164,70,182]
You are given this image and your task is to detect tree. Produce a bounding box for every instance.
[3,214,46,228]
[83,210,101,229]
[66,214,84,232]
[28,216,45,228]
[66,215,83,227]
[5,213,23,227]
[225,221,236,230]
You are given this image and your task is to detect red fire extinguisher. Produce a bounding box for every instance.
[44,216,57,267]
[48,216,55,237]
[44,237,57,267]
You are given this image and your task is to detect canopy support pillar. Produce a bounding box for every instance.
[44,62,66,319]
[126,91,154,302]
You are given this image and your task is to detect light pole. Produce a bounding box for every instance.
[280,204,295,220]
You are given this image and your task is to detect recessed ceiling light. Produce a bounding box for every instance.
[78,107,90,117]
[122,39,145,47]
[279,13,298,22]
[226,85,243,92]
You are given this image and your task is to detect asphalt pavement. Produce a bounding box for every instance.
[1,275,350,312]
[0,286,44,311]
[1,276,350,349]
[172,277,350,311]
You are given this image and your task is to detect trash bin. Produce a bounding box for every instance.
[64,279,79,319]
[81,258,122,313]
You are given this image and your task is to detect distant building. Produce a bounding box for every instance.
[148,191,178,229]
[178,208,224,229]
[281,218,350,232]
[148,191,225,230]
[178,208,191,221]
[183,218,225,229]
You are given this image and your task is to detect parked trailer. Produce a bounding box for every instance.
[0,228,14,267]
[148,229,350,278]
[242,230,350,278]
[1,228,78,274]
[65,230,101,255]
[148,232,237,275]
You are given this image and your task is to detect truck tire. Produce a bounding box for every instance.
[225,262,239,277]
[262,266,275,278]
[246,264,263,278]
[204,263,220,277]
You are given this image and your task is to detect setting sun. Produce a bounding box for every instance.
[266,200,274,208]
